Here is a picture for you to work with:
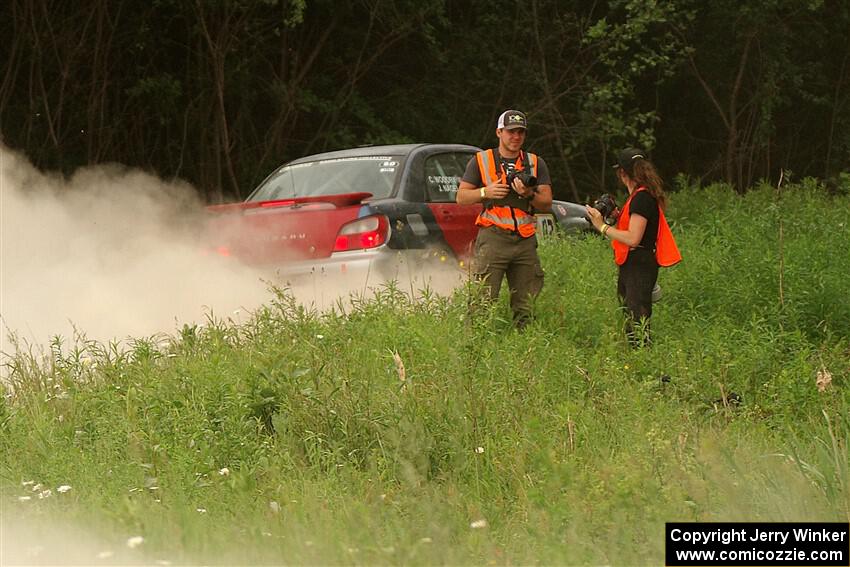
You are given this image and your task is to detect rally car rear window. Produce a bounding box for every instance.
[248,156,405,202]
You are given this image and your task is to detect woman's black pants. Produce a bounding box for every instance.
[617,248,659,347]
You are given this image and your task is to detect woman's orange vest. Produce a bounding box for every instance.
[475,149,539,237]
[612,188,682,267]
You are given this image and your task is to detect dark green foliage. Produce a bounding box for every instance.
[1,1,847,202]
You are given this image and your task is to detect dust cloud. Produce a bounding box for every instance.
[0,143,273,353]
[0,144,467,360]
[1,515,153,566]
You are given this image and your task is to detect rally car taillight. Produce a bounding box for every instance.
[333,215,389,252]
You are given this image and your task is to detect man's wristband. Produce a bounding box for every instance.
[480,187,486,199]
[600,224,610,237]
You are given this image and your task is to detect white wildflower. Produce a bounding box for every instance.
[218,467,230,476]
[31,483,43,492]
[315,334,324,339]
[38,489,52,499]
[18,496,32,502]
[21,480,35,487]
[126,536,144,549]
[196,508,207,514]
[419,537,433,544]
[269,501,281,514]
[470,519,488,529]
[57,485,72,493]
[474,446,485,454]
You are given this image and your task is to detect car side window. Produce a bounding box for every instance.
[423,153,470,203]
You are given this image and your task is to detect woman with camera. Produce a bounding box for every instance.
[585,148,681,346]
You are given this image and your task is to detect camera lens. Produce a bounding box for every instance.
[512,171,536,187]
[593,194,616,218]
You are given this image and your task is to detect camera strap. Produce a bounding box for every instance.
[497,150,532,179]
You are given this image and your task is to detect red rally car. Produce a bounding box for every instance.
[204,143,590,281]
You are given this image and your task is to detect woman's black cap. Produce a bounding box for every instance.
[613,148,646,173]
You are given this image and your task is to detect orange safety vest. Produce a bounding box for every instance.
[612,188,682,267]
[475,149,539,237]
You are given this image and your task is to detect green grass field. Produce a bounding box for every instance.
[2,180,849,565]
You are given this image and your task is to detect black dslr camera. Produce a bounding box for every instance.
[506,170,538,189]
[586,193,619,224]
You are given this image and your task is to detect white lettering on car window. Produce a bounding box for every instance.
[427,175,460,193]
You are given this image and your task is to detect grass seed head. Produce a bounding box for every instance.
[816,366,832,392]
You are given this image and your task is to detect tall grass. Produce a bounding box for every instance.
[2,181,848,565]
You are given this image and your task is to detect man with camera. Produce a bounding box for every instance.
[456,109,553,328]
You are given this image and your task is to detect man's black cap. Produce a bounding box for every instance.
[497,110,528,130]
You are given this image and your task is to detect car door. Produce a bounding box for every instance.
[422,151,482,260]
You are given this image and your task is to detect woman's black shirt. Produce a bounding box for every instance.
[629,190,659,250]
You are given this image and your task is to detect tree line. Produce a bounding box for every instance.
[1,0,848,203]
